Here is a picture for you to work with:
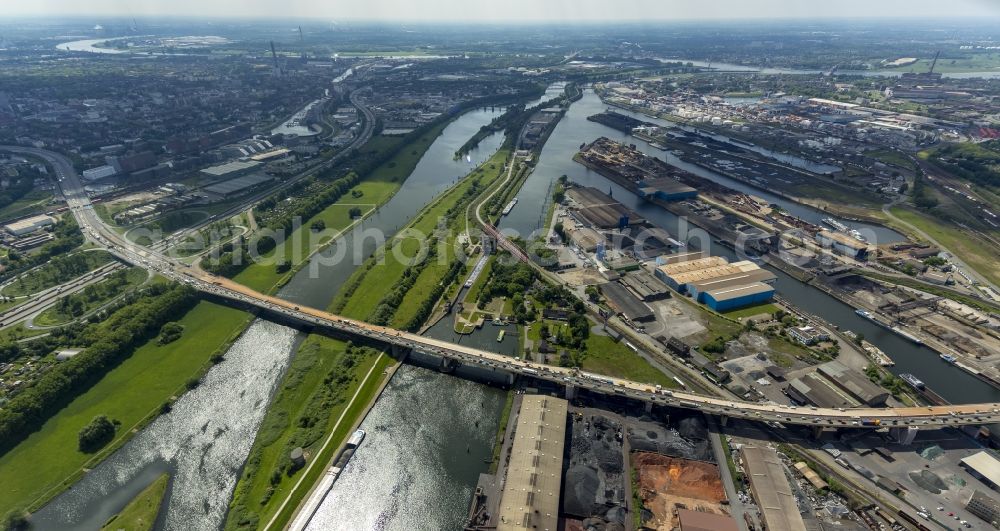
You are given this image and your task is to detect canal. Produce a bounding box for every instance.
[504,89,1000,405]
[31,106,511,530]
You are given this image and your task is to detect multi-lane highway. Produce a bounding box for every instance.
[7,108,999,430]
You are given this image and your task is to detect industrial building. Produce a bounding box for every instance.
[199,160,261,181]
[81,164,117,181]
[676,509,739,531]
[787,361,889,408]
[816,230,871,260]
[966,489,1000,526]
[618,270,670,301]
[249,147,292,163]
[741,445,807,531]
[702,282,774,312]
[638,176,698,201]
[961,451,1000,490]
[817,361,889,406]
[567,186,645,229]
[686,269,777,302]
[788,325,829,345]
[601,281,655,322]
[787,373,858,409]
[202,173,274,200]
[496,395,567,531]
[653,254,776,311]
[4,214,55,236]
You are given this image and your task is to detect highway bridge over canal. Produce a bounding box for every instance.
[10,141,1000,432]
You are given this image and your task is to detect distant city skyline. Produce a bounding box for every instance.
[4,0,1000,22]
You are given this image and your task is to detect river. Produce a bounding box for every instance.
[666,58,1000,79]
[503,89,1000,406]
[31,106,510,530]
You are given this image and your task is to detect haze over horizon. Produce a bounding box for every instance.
[5,0,1000,22]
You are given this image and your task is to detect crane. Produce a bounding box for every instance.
[928,50,939,74]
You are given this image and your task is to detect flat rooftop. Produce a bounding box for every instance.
[704,282,774,302]
[657,256,728,275]
[497,395,568,531]
[961,451,1000,488]
[741,445,806,531]
[199,160,260,177]
[602,281,655,322]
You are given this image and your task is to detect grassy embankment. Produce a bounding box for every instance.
[225,129,489,529]
[890,205,1000,288]
[0,302,251,517]
[331,148,511,324]
[231,127,451,294]
[99,473,169,531]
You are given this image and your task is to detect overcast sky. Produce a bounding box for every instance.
[5,0,1000,22]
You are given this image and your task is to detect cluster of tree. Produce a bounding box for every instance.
[477,262,537,306]
[77,414,118,453]
[52,268,134,319]
[701,335,732,355]
[931,141,1000,189]
[400,259,465,332]
[910,174,939,210]
[201,171,362,277]
[0,216,84,283]
[0,283,198,454]
[0,175,35,212]
[157,322,184,345]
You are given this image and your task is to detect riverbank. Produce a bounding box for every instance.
[607,100,894,224]
[0,300,252,518]
[222,114,515,529]
[764,251,1000,392]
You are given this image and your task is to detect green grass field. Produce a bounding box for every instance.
[890,206,1000,287]
[581,334,679,388]
[0,302,250,516]
[100,473,169,531]
[722,303,779,320]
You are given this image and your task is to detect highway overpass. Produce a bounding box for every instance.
[7,141,1000,431]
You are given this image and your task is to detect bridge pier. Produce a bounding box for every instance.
[439,357,457,374]
[720,415,729,427]
[565,384,577,401]
[390,343,410,360]
[812,425,827,440]
[644,401,653,414]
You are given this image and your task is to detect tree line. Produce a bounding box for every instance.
[0,283,199,454]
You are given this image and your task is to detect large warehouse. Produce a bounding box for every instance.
[567,186,645,229]
[4,214,55,236]
[702,282,775,312]
[638,176,698,201]
[199,160,261,181]
[601,281,655,322]
[497,395,567,531]
[653,254,776,311]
